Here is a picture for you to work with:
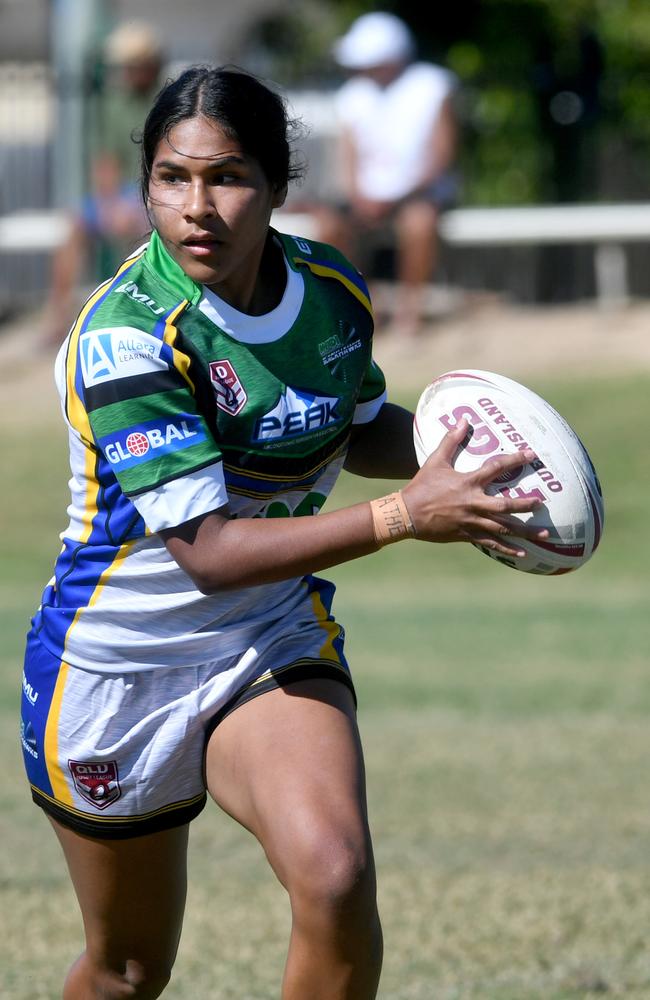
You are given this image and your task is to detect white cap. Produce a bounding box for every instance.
[104,21,163,66]
[333,12,414,70]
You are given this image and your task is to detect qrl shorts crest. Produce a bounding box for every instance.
[21,575,353,839]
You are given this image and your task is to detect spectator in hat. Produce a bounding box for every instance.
[314,12,458,340]
[45,21,164,345]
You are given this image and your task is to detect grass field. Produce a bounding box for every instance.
[1,316,649,998]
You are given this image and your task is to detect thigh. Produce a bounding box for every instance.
[205,679,371,887]
[51,818,189,967]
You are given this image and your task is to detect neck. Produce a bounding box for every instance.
[242,235,286,315]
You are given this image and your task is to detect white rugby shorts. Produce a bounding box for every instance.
[21,576,352,838]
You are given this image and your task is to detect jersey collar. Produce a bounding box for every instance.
[144,230,203,306]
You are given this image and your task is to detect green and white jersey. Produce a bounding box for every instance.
[34,230,386,672]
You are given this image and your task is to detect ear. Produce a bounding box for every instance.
[272,184,288,210]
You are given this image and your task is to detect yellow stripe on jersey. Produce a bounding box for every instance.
[65,251,147,444]
[45,541,135,801]
[163,299,193,391]
[293,257,373,316]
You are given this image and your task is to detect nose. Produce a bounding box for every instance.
[183,179,216,221]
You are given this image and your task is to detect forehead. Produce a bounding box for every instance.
[154,115,245,163]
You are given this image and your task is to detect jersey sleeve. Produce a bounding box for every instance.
[68,322,228,531]
[353,355,387,425]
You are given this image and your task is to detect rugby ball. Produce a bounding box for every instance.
[413,370,604,575]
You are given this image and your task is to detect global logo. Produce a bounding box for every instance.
[125,431,150,456]
[253,387,341,443]
[99,415,205,469]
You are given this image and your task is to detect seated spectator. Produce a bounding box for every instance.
[313,12,458,339]
[45,21,164,345]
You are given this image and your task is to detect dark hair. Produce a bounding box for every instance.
[139,65,306,202]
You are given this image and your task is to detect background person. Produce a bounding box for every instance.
[21,66,546,1000]
[44,20,164,345]
[314,11,458,340]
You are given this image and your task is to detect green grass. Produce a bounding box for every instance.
[1,370,649,998]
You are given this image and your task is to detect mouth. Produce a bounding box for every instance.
[181,234,222,257]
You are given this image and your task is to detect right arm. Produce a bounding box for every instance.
[161,419,548,593]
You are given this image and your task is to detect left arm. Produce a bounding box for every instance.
[344,402,418,479]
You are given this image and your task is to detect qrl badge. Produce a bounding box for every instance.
[209,359,247,416]
[69,760,121,810]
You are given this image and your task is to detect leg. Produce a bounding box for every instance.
[393,198,440,338]
[50,819,189,999]
[206,679,383,1000]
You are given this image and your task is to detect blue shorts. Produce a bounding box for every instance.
[21,576,353,839]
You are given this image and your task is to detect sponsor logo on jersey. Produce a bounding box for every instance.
[68,760,121,810]
[318,326,362,367]
[99,414,205,470]
[253,387,341,443]
[293,237,312,254]
[22,672,38,705]
[209,359,247,415]
[80,327,164,387]
[114,279,166,315]
[20,719,39,759]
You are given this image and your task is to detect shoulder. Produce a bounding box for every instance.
[402,62,457,96]
[335,76,378,121]
[66,245,189,391]
[274,230,372,316]
[276,230,368,284]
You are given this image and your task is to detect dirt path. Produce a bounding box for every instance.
[2,297,649,426]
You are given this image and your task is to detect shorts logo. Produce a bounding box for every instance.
[69,760,121,810]
[209,359,247,416]
[253,386,341,443]
[80,327,164,387]
[20,719,39,759]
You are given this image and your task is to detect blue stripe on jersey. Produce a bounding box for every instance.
[21,630,64,798]
[224,465,323,499]
[33,538,123,654]
[293,256,372,315]
[95,461,147,545]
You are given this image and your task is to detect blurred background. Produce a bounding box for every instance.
[2,4,650,998]
[1,0,650,320]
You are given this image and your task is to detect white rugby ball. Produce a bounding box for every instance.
[413,369,604,575]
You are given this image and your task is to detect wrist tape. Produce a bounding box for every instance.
[370,491,416,546]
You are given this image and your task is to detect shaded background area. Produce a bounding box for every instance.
[1,0,650,311]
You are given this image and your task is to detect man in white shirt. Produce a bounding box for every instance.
[316,12,458,339]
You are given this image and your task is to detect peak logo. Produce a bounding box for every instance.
[253,387,341,443]
[80,327,164,387]
[99,414,206,470]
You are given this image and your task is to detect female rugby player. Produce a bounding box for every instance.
[21,67,547,999]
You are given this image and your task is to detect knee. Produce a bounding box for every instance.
[65,953,173,1000]
[120,959,173,1000]
[284,823,376,918]
[397,200,439,241]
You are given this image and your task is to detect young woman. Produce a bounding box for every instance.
[21,67,547,1000]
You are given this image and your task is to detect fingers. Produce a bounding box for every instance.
[473,448,537,485]
[428,418,472,466]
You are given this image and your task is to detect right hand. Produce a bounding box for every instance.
[401,419,549,559]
